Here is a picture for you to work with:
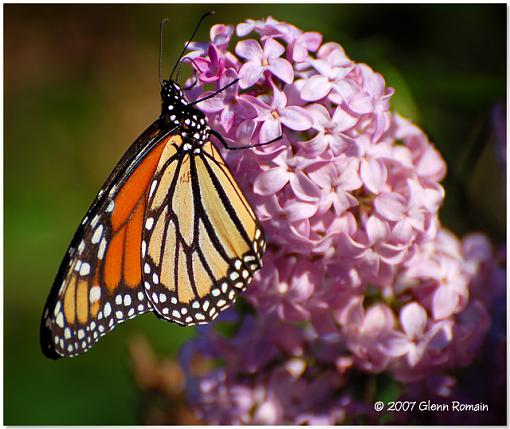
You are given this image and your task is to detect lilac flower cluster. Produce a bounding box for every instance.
[175,17,505,424]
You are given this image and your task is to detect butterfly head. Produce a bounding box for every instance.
[160,79,210,144]
[161,79,189,117]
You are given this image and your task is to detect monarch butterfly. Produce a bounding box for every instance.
[40,13,272,359]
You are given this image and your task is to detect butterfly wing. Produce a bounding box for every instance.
[141,137,265,325]
[41,122,175,358]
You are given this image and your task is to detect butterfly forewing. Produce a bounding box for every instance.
[142,138,265,325]
[41,125,171,358]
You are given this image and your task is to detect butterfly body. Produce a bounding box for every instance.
[41,76,265,359]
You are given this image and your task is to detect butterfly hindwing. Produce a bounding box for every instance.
[141,138,265,325]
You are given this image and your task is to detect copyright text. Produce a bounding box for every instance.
[375,400,488,412]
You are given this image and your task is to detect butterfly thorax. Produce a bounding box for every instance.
[160,80,210,150]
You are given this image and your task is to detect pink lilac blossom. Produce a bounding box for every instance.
[175,17,505,424]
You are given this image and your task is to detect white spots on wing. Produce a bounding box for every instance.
[149,181,158,198]
[106,200,115,213]
[78,240,85,254]
[195,313,205,321]
[183,143,192,151]
[115,295,122,305]
[104,303,112,318]
[56,313,64,328]
[91,224,103,244]
[242,270,249,279]
[202,301,210,311]
[235,260,242,270]
[159,293,167,303]
[192,301,200,309]
[162,308,169,315]
[115,311,123,319]
[89,286,101,303]
[172,310,181,319]
[152,293,159,304]
[137,304,144,311]
[152,273,159,284]
[230,271,239,281]
[64,328,71,339]
[228,290,236,300]
[98,238,107,259]
[141,240,147,257]
[144,263,151,274]
[54,301,61,316]
[171,297,177,304]
[221,283,228,293]
[255,229,261,239]
[145,218,154,230]
[75,260,82,272]
[212,288,220,297]
[138,291,145,301]
[78,329,85,340]
[217,299,226,307]
[79,262,91,276]
[91,214,100,228]
[128,308,135,317]
[124,295,131,307]
[181,307,188,315]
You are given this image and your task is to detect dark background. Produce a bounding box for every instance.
[4,4,506,424]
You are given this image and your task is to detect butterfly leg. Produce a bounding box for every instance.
[190,79,240,106]
[209,129,282,151]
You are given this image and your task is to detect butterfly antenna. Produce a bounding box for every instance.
[159,18,169,86]
[169,10,214,81]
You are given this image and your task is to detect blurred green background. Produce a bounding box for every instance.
[4,4,506,425]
